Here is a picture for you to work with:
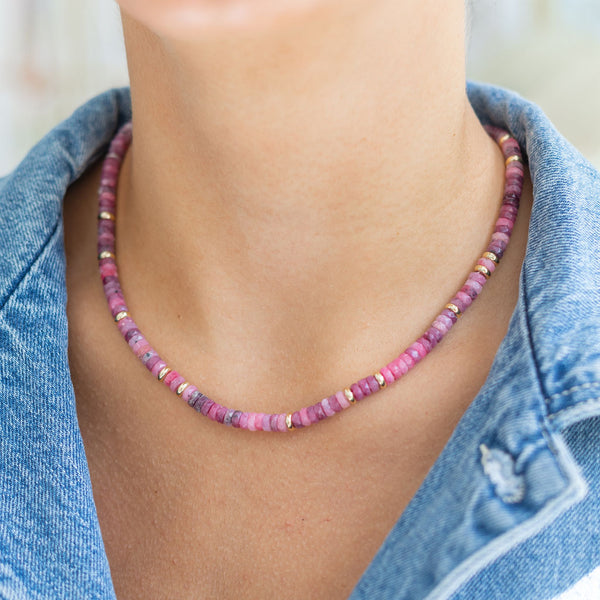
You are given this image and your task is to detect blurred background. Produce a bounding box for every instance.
[0,0,599,175]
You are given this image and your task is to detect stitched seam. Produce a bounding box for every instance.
[548,395,600,422]
[0,217,61,312]
[545,381,600,403]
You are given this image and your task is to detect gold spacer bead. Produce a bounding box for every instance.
[505,155,522,166]
[483,251,499,264]
[498,133,511,144]
[474,264,491,279]
[285,413,294,430]
[176,382,189,396]
[114,311,128,322]
[158,366,171,381]
[98,250,115,260]
[445,303,462,318]
[98,211,115,221]
[344,388,356,404]
[374,372,386,388]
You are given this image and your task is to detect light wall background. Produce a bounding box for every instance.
[1,0,599,175]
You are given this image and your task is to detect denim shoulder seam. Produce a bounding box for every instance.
[545,381,600,403]
[0,217,60,312]
[547,395,600,430]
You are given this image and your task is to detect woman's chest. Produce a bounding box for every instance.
[72,353,461,600]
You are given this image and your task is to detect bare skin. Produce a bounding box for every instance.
[64,1,534,598]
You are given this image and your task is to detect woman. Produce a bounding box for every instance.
[1,1,599,598]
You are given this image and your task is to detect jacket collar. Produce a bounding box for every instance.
[1,83,599,598]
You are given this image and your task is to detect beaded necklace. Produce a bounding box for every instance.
[97,123,524,432]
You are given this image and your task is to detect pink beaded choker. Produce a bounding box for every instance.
[97,123,524,432]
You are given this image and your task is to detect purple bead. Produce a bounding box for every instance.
[231,410,243,427]
[291,412,304,428]
[350,383,364,401]
[460,283,479,300]
[200,399,214,416]
[269,414,279,431]
[215,405,227,423]
[328,394,342,413]
[222,409,235,426]
[141,351,157,365]
[418,336,433,353]
[314,403,327,420]
[441,308,458,323]
[358,378,372,397]
[124,328,141,343]
[366,375,379,393]
[425,326,443,344]
[450,296,467,313]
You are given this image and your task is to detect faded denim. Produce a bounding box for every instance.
[1,82,600,599]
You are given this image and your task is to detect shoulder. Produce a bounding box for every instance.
[0,87,132,309]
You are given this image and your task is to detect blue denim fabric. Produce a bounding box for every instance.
[1,82,599,599]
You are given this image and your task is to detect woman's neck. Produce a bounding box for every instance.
[115,1,505,397]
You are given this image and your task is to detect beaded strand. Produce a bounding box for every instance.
[97,122,524,432]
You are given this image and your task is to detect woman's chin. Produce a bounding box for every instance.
[116,0,339,40]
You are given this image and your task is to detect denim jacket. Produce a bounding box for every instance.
[1,82,600,599]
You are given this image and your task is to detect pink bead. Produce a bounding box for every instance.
[200,399,214,416]
[366,376,379,393]
[496,217,515,232]
[169,375,185,393]
[239,413,249,430]
[151,360,167,378]
[297,407,309,427]
[327,394,341,412]
[117,317,136,335]
[182,384,198,402]
[321,398,335,417]
[399,352,415,369]
[425,326,443,344]
[277,414,287,432]
[455,290,473,309]
[247,412,257,431]
[108,295,125,311]
[262,414,272,432]
[388,357,409,379]
[163,370,179,387]
[100,263,117,277]
[291,412,304,428]
[357,379,370,397]
[417,336,432,353]
[134,343,151,358]
[314,403,326,420]
[492,232,510,245]
[208,403,220,421]
[462,279,483,297]
[350,383,364,401]
[307,405,319,424]
[380,367,395,385]
[468,272,488,287]
[254,413,265,431]
[432,319,450,336]
[409,341,427,359]
[435,313,454,329]
[215,405,227,424]
[477,257,496,274]
[336,390,350,409]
